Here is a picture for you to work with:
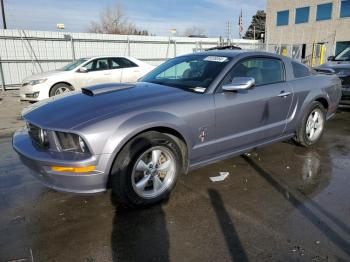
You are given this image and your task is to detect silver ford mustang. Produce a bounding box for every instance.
[13,50,342,207]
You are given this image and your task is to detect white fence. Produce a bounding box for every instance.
[0,29,261,90]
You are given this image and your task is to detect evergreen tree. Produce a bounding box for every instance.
[244,10,266,40]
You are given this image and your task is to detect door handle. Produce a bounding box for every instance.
[278,91,292,98]
[104,73,111,75]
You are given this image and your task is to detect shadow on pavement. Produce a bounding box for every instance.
[208,189,249,262]
[110,201,169,262]
[242,154,350,257]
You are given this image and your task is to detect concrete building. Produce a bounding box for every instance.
[266,0,350,64]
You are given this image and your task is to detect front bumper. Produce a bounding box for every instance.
[20,83,50,102]
[12,128,111,194]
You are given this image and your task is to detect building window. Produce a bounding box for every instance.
[336,41,350,56]
[316,3,333,21]
[295,7,310,24]
[340,0,350,18]
[277,10,289,26]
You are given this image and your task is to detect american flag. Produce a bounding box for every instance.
[238,10,243,38]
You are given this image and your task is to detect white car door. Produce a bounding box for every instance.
[107,58,124,83]
[81,58,114,87]
[110,57,142,82]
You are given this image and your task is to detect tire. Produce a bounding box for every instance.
[294,101,326,147]
[49,83,73,97]
[110,131,183,208]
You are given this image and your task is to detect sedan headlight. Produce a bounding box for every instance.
[56,132,89,153]
[29,78,47,86]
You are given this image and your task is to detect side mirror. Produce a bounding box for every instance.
[78,67,88,73]
[222,77,255,92]
[327,56,335,61]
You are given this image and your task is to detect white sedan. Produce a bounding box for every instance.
[20,56,155,102]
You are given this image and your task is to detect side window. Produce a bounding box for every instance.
[292,61,311,78]
[94,58,109,71]
[224,58,285,86]
[110,57,138,69]
[84,58,109,72]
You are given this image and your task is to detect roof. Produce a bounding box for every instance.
[192,49,282,59]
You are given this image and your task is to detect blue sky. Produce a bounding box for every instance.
[3,0,266,37]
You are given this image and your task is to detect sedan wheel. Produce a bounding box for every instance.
[49,83,73,97]
[54,86,71,95]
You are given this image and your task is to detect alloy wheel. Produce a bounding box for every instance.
[306,108,324,142]
[131,146,176,199]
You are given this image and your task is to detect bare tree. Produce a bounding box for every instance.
[87,3,149,35]
[183,26,207,37]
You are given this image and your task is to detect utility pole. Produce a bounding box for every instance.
[226,21,232,44]
[253,26,256,40]
[1,0,6,29]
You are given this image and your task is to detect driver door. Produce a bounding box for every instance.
[213,57,293,155]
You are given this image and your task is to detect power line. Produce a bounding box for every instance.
[1,0,6,29]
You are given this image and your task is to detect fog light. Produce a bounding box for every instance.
[51,165,95,173]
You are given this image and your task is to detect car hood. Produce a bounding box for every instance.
[23,70,70,82]
[23,82,192,130]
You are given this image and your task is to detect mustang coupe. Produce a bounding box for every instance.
[13,50,342,207]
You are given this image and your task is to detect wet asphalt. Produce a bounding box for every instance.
[1,109,350,262]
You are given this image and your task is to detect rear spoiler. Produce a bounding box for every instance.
[313,68,336,74]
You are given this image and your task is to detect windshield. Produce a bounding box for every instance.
[141,54,232,92]
[335,47,350,61]
[59,58,89,71]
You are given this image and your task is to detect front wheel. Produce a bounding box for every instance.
[294,101,326,147]
[110,131,183,207]
[49,83,74,97]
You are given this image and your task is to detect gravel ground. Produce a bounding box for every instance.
[0,90,29,138]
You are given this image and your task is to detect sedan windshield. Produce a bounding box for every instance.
[141,54,232,92]
[59,58,89,71]
[335,47,350,61]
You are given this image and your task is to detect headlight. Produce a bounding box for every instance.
[29,78,47,86]
[56,132,89,153]
[27,122,49,148]
[337,69,350,77]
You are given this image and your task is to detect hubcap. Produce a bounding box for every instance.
[131,146,176,199]
[55,86,70,95]
[306,109,324,141]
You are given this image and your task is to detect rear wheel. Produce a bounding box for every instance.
[49,83,73,97]
[294,101,326,147]
[110,131,182,207]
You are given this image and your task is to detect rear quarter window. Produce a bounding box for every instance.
[292,61,311,78]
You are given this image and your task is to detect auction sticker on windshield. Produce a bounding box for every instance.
[203,56,229,62]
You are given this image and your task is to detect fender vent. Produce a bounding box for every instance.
[82,83,135,96]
